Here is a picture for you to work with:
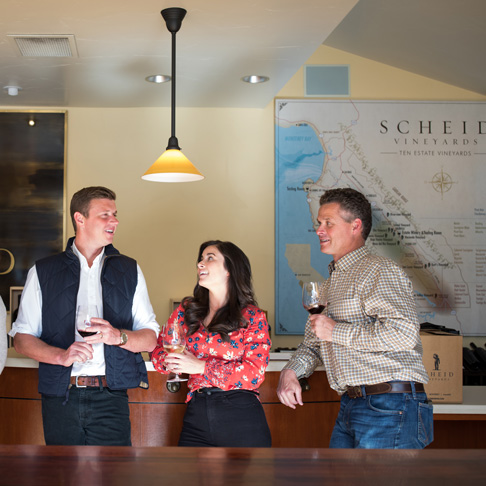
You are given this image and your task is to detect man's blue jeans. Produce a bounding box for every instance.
[42,386,131,445]
[329,384,434,449]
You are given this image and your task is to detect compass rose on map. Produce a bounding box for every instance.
[426,168,456,198]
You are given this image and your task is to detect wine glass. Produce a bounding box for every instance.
[76,305,99,363]
[162,317,188,383]
[302,282,326,315]
[76,305,99,339]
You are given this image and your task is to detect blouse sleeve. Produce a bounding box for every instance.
[151,305,184,375]
[203,308,271,390]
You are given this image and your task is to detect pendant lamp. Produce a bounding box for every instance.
[142,8,204,183]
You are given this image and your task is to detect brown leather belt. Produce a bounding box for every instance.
[346,381,425,399]
[70,375,107,388]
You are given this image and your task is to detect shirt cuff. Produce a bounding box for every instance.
[331,322,351,347]
[282,359,307,380]
[8,325,38,339]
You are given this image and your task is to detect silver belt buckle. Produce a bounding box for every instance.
[75,375,88,388]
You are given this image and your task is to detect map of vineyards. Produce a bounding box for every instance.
[275,99,486,335]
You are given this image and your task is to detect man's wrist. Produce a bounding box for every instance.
[116,330,128,346]
[281,367,300,381]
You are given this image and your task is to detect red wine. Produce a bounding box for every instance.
[79,330,97,338]
[307,305,325,315]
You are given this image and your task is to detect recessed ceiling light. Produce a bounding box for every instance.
[241,75,269,84]
[3,85,21,96]
[145,74,171,83]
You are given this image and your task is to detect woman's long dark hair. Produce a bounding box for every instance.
[182,240,257,342]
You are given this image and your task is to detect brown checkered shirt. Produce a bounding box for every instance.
[284,246,428,394]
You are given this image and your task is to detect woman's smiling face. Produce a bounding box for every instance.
[197,245,230,291]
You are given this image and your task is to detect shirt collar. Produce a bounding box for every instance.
[329,245,369,274]
[71,240,105,268]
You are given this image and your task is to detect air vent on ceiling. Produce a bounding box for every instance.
[304,65,349,97]
[7,34,78,58]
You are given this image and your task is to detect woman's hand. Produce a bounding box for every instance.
[164,349,206,375]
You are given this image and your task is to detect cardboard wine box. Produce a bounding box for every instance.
[420,330,463,403]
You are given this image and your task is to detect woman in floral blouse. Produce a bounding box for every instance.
[152,240,272,447]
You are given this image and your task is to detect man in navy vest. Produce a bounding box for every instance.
[11,186,159,445]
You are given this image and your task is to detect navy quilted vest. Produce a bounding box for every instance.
[36,237,148,396]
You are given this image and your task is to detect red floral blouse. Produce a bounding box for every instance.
[151,304,271,402]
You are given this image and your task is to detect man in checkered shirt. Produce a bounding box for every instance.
[277,188,433,449]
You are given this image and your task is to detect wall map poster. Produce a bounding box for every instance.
[275,100,485,336]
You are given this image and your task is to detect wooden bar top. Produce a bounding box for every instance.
[1,445,485,485]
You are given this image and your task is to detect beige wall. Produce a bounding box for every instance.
[67,106,275,338]
[3,45,485,350]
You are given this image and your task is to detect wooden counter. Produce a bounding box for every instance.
[1,445,486,486]
[0,364,340,447]
[2,359,486,448]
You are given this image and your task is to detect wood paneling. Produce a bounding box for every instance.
[2,366,486,448]
[128,370,340,447]
[0,367,40,399]
[130,403,185,447]
[427,420,486,449]
[0,367,45,444]
[263,402,340,447]
[0,399,44,445]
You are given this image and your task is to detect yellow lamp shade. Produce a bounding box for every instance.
[142,149,204,183]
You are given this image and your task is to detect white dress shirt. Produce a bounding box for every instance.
[10,242,159,376]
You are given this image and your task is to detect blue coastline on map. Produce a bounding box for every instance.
[275,124,332,334]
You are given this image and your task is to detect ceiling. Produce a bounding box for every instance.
[324,0,486,97]
[0,0,484,110]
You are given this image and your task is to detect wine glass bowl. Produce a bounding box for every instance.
[75,305,99,364]
[162,317,188,383]
[302,282,326,315]
[76,305,99,338]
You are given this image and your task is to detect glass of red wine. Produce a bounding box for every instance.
[302,282,326,315]
[76,305,99,363]
[76,305,99,339]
